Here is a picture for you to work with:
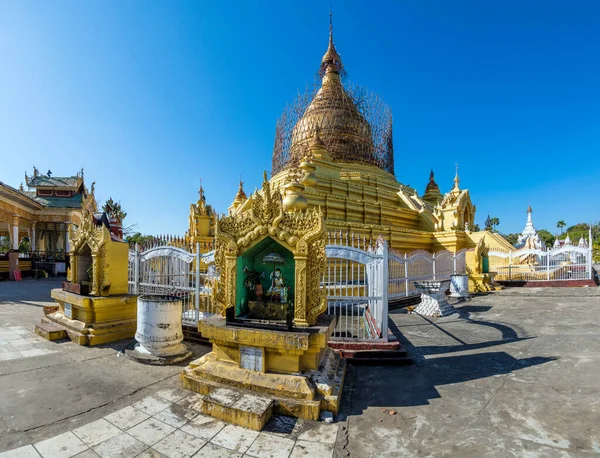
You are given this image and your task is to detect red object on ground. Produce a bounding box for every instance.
[14,270,22,281]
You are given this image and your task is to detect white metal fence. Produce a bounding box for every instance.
[388,248,468,299]
[128,242,216,326]
[127,232,472,342]
[322,232,470,341]
[489,244,593,282]
[323,236,388,341]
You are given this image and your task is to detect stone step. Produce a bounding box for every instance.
[195,385,274,431]
[338,349,413,366]
[182,368,323,422]
[35,322,67,341]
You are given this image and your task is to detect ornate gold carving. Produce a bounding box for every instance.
[69,213,113,297]
[213,171,326,326]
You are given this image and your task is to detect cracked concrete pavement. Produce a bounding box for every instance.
[2,279,600,457]
[336,286,600,457]
[0,279,211,453]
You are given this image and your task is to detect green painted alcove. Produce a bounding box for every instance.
[235,237,295,317]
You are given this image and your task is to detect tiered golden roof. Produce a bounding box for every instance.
[284,21,384,172]
[422,170,443,204]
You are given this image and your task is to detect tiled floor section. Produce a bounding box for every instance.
[0,326,57,361]
[0,388,337,458]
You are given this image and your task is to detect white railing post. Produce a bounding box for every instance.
[453,252,457,274]
[404,253,409,297]
[546,250,550,281]
[432,252,436,280]
[134,243,140,295]
[195,242,201,313]
[589,228,594,280]
[378,237,389,341]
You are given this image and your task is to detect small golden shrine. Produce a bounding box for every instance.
[36,210,137,346]
[466,237,499,292]
[182,173,345,430]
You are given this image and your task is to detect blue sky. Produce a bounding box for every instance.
[1,0,599,236]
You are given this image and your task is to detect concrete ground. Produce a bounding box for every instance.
[338,286,600,457]
[1,280,599,457]
[0,279,339,457]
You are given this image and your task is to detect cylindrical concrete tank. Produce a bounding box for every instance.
[450,274,470,300]
[128,295,192,365]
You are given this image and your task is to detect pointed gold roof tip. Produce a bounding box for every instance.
[235,179,247,202]
[320,11,344,77]
[527,203,532,213]
[423,168,442,203]
[452,163,460,191]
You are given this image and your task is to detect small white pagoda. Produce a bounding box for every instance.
[515,205,545,249]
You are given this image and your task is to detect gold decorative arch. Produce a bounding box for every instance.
[68,211,112,296]
[214,172,326,326]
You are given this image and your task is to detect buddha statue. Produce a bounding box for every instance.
[267,268,288,303]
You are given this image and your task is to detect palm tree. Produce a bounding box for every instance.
[557,220,566,235]
[490,217,500,232]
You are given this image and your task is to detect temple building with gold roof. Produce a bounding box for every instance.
[187,20,513,258]
[0,167,97,278]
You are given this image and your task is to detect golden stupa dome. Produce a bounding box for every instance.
[423,170,443,204]
[233,180,247,203]
[287,23,376,169]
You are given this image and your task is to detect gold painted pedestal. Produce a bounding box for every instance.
[37,288,137,346]
[468,273,501,293]
[181,315,345,429]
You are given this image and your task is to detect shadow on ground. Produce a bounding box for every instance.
[340,303,556,421]
[339,351,556,420]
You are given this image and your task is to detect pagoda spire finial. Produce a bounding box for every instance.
[320,11,344,78]
[452,163,460,191]
[430,168,434,181]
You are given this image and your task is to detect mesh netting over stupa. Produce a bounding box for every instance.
[271,23,394,176]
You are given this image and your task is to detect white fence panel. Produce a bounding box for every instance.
[324,236,388,341]
[489,243,592,282]
[128,243,217,327]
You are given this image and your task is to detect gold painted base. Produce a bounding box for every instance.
[181,315,346,428]
[181,349,345,424]
[469,273,502,293]
[39,288,137,346]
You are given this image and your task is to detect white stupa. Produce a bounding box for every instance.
[515,205,545,249]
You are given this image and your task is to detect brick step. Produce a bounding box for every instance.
[193,383,274,431]
[35,322,67,341]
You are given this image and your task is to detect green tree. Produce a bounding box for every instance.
[490,217,500,232]
[472,223,481,232]
[537,229,555,248]
[503,233,519,246]
[18,236,31,254]
[126,232,154,246]
[556,220,566,235]
[0,235,10,254]
[102,198,138,236]
[102,197,127,222]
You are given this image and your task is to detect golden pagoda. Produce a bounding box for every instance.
[225,19,508,260]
